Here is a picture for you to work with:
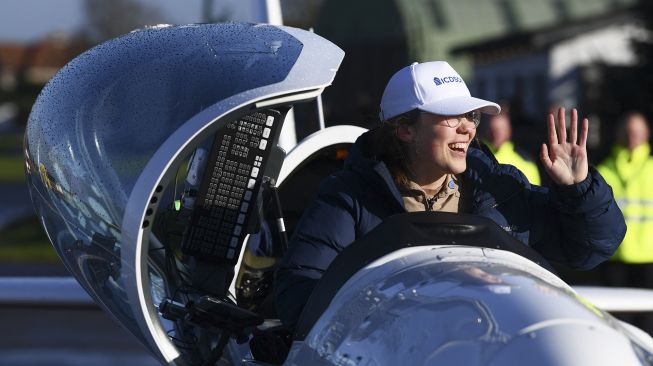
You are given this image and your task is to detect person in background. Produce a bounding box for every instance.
[484,104,541,185]
[597,111,653,334]
[598,112,653,284]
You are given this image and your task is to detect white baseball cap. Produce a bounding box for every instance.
[379,61,500,121]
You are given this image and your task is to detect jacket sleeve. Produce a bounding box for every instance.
[529,167,626,270]
[274,175,358,327]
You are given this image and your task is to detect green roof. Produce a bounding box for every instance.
[317,0,639,76]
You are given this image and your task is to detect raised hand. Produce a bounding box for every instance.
[540,107,589,185]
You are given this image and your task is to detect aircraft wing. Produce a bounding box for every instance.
[2,277,650,315]
[574,286,653,312]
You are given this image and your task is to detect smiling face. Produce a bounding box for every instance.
[397,111,476,184]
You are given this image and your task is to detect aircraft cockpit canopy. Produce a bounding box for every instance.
[24,22,344,365]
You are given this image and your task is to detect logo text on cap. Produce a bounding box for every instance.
[433,76,463,86]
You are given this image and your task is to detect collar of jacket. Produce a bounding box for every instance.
[344,130,406,212]
[345,131,529,214]
[482,139,513,155]
[613,143,651,181]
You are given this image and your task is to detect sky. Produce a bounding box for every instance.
[0,0,254,42]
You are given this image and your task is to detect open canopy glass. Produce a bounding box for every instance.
[25,22,344,365]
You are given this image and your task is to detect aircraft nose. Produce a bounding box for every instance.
[486,320,646,366]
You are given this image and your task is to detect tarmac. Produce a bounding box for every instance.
[0,303,160,366]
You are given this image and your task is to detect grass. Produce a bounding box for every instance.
[0,130,26,182]
[0,155,25,182]
[0,218,59,262]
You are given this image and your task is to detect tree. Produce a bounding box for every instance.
[201,0,233,23]
[281,0,325,29]
[83,0,166,42]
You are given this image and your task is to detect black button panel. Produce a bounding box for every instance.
[182,110,280,264]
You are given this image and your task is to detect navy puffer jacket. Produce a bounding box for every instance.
[275,130,625,327]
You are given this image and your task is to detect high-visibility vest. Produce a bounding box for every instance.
[598,143,653,263]
[490,141,541,185]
